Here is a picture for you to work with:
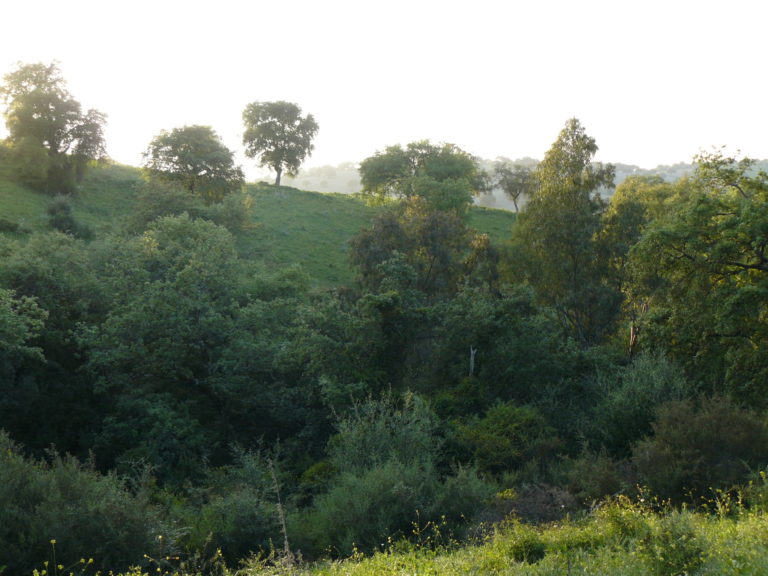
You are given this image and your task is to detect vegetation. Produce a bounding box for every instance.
[242,101,319,186]
[0,62,107,194]
[142,125,244,203]
[3,64,768,575]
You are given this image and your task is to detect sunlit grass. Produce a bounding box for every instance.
[1,166,516,288]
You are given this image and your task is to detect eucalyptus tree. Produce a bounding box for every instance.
[512,118,618,346]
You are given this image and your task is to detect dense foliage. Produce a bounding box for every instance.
[0,62,107,193]
[2,70,768,574]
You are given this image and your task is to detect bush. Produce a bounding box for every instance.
[633,396,768,502]
[591,351,688,458]
[641,510,705,576]
[182,448,284,564]
[295,392,494,557]
[563,451,632,505]
[451,401,559,476]
[46,195,93,239]
[0,431,169,575]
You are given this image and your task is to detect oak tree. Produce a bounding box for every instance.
[142,125,244,203]
[0,62,107,193]
[242,101,318,186]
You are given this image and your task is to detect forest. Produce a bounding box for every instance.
[3,62,768,575]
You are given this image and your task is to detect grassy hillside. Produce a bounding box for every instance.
[0,162,516,288]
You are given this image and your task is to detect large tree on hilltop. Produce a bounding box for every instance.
[242,101,318,186]
[0,62,107,193]
[359,140,486,214]
[142,125,244,203]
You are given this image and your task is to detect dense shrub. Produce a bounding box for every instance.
[591,352,688,457]
[633,396,768,502]
[451,401,558,476]
[177,449,282,564]
[295,392,494,556]
[0,431,169,575]
[46,195,93,239]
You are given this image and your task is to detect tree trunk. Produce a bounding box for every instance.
[275,166,282,187]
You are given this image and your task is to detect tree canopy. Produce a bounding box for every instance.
[0,61,107,193]
[242,101,319,186]
[512,118,618,346]
[142,125,244,203]
[358,140,486,213]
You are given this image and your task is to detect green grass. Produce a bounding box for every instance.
[0,163,516,288]
[234,504,768,576]
[238,185,381,287]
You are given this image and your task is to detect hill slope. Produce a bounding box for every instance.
[0,163,516,288]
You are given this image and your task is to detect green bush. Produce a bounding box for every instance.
[641,510,705,576]
[296,392,494,557]
[451,401,558,476]
[633,396,768,502]
[563,450,631,505]
[592,351,688,458]
[46,195,93,239]
[0,431,169,575]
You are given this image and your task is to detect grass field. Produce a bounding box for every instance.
[0,162,516,288]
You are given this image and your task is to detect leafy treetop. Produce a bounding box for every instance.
[142,125,244,203]
[242,101,319,187]
[358,140,486,213]
[0,61,107,193]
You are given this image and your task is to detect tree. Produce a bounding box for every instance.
[492,159,534,212]
[511,118,618,346]
[0,62,107,193]
[142,125,244,203]
[359,140,486,213]
[628,151,768,403]
[242,101,318,186]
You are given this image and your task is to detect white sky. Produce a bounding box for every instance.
[2,0,766,180]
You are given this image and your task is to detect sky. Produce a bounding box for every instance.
[2,0,767,180]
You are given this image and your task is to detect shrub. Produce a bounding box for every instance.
[592,351,688,458]
[641,510,705,576]
[46,195,93,239]
[451,401,558,476]
[0,431,169,575]
[563,450,632,505]
[296,392,494,557]
[633,396,768,502]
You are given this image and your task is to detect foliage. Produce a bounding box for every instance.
[242,101,319,186]
[511,118,619,346]
[142,125,244,203]
[299,392,493,556]
[0,62,107,193]
[0,232,104,456]
[451,401,557,476]
[350,199,472,297]
[46,194,93,238]
[491,159,533,212]
[629,150,768,403]
[633,396,768,502]
[590,351,689,457]
[359,140,485,213]
[0,431,168,576]
[0,286,46,378]
[177,449,282,564]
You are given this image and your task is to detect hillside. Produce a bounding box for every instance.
[0,162,516,287]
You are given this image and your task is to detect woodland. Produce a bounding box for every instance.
[2,62,768,575]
